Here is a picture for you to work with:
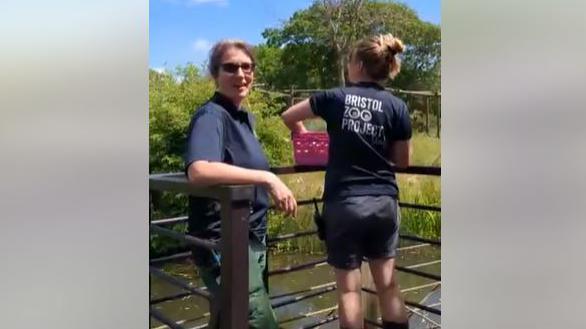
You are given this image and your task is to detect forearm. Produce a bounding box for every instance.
[389,140,411,169]
[281,99,313,133]
[285,121,308,134]
[187,161,273,186]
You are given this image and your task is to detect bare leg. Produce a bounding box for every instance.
[368,257,408,324]
[335,267,363,329]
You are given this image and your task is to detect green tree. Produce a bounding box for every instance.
[255,0,440,91]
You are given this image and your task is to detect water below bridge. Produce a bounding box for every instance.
[151,241,440,328]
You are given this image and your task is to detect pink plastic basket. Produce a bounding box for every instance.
[292,132,329,166]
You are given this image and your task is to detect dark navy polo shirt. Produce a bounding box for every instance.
[309,81,412,200]
[184,92,271,241]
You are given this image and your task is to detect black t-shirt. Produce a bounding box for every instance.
[184,92,270,241]
[310,81,412,200]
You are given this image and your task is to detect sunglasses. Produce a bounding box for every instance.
[220,62,255,74]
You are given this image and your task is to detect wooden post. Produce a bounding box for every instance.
[425,96,430,135]
[289,85,295,107]
[436,93,441,138]
[220,198,250,329]
[362,262,379,329]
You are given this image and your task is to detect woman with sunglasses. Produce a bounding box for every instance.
[281,34,412,329]
[184,39,296,329]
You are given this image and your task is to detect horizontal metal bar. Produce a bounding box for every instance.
[186,324,209,329]
[150,307,185,329]
[405,260,441,269]
[270,281,336,300]
[271,165,440,176]
[150,291,192,305]
[152,281,439,309]
[400,282,441,293]
[268,229,439,248]
[405,300,441,316]
[301,314,339,329]
[395,165,441,176]
[268,199,441,213]
[150,251,192,264]
[279,305,338,325]
[150,173,255,201]
[388,88,441,97]
[356,244,432,262]
[150,224,219,250]
[268,258,327,276]
[397,243,430,251]
[399,234,441,246]
[363,287,441,315]
[150,266,211,300]
[150,202,439,230]
[288,88,440,97]
[399,202,441,212]
[267,230,317,244]
[268,258,441,278]
[272,285,336,309]
[271,165,326,175]
[151,216,188,225]
[272,280,439,302]
[252,87,289,97]
[151,313,210,329]
[395,265,441,281]
[150,248,437,272]
[296,198,322,206]
[154,274,345,307]
[149,223,439,248]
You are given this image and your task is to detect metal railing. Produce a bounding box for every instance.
[149,164,441,329]
[150,173,255,329]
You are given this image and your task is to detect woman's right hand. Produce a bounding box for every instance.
[263,172,297,217]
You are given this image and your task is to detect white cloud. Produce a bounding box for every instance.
[192,38,212,53]
[151,67,166,74]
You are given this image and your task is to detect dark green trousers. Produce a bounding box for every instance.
[195,235,278,329]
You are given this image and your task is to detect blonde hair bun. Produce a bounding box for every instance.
[353,33,405,80]
[380,33,405,56]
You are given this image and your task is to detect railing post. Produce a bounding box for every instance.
[425,95,430,135]
[436,93,441,138]
[289,85,295,107]
[220,196,250,329]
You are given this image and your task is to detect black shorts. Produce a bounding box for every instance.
[323,195,400,270]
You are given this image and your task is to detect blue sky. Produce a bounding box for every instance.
[150,0,440,70]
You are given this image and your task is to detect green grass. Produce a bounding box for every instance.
[410,134,441,166]
[268,133,441,253]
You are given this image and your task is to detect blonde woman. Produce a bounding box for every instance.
[282,34,412,329]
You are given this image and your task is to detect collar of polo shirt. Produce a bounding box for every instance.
[212,91,249,121]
